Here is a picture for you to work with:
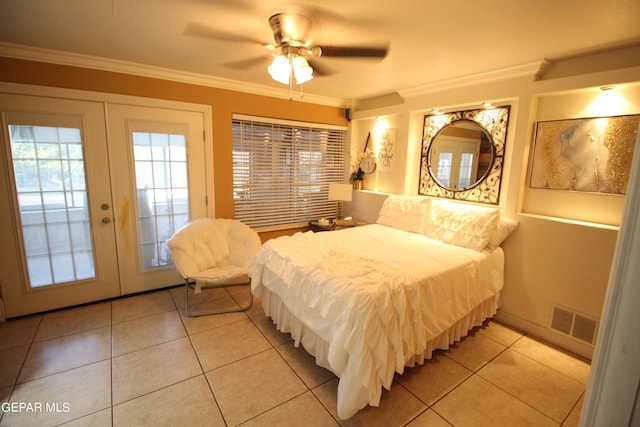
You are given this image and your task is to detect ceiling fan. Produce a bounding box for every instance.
[184,12,389,86]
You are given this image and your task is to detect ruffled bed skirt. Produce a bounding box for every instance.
[259,284,501,418]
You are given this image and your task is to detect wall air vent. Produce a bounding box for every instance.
[550,306,598,345]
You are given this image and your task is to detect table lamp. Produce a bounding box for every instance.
[328,183,353,222]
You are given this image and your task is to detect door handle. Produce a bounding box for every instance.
[102,217,112,224]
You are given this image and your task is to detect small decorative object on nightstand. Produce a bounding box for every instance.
[308,219,336,232]
[308,217,366,232]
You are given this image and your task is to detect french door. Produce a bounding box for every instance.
[0,94,207,317]
[432,139,480,190]
[106,104,207,295]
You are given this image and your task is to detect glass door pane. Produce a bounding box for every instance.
[9,124,94,288]
[458,153,475,189]
[133,131,189,269]
[436,152,453,187]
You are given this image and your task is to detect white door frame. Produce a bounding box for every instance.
[0,83,214,318]
[580,125,640,426]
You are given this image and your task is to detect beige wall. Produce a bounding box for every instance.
[348,59,640,358]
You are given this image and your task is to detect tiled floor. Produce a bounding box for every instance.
[0,286,590,427]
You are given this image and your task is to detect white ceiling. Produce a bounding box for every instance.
[1,0,639,103]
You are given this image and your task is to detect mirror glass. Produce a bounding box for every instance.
[427,119,493,191]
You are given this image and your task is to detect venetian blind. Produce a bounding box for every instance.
[232,115,347,231]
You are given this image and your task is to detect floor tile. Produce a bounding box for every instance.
[112,337,201,404]
[171,287,248,335]
[225,283,254,308]
[255,314,294,346]
[0,345,29,388]
[563,394,584,427]
[18,326,111,383]
[245,295,266,319]
[396,351,472,406]
[405,409,452,427]
[206,348,307,426]
[2,360,111,427]
[34,302,111,341]
[58,408,112,426]
[111,310,186,356]
[0,316,41,350]
[242,391,339,427]
[511,335,591,384]
[0,289,597,427]
[174,285,244,316]
[111,290,176,324]
[113,376,225,427]
[190,318,271,372]
[476,320,525,347]
[445,332,506,371]
[478,348,585,423]
[0,385,12,407]
[276,340,335,388]
[432,375,558,427]
[251,313,293,346]
[313,378,427,426]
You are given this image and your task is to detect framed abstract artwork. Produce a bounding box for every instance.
[529,115,639,194]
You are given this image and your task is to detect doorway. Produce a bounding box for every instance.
[0,93,209,317]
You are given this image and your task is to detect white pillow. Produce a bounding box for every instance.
[486,217,519,251]
[424,200,499,251]
[376,195,432,234]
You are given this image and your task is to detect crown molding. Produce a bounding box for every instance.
[397,60,550,99]
[0,42,347,107]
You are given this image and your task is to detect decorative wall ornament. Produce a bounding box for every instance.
[419,106,510,205]
[375,127,397,171]
[529,115,639,194]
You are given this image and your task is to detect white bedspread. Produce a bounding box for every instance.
[250,224,504,418]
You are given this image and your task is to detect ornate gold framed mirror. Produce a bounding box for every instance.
[419,106,510,204]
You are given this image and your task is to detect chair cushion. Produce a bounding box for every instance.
[191,266,249,283]
[167,218,261,279]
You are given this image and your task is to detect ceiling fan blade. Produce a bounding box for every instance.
[316,45,389,59]
[307,60,335,77]
[184,22,268,47]
[222,56,272,70]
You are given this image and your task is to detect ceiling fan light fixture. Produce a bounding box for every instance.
[292,56,313,84]
[268,54,314,85]
[268,55,291,84]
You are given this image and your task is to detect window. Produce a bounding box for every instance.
[232,115,347,230]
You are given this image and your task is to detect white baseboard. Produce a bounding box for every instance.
[494,310,594,360]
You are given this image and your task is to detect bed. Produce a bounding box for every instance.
[250,195,518,419]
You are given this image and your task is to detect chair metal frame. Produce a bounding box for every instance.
[183,277,253,317]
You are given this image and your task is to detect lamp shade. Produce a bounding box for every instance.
[328,183,353,202]
[268,54,313,85]
[268,55,291,84]
[292,56,313,84]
